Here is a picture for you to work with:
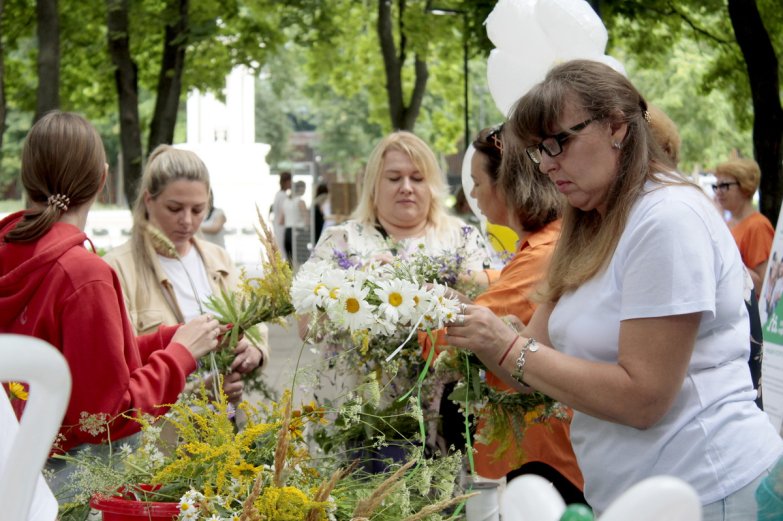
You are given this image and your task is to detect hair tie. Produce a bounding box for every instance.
[47,194,70,212]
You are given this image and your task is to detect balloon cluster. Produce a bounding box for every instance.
[461,0,625,245]
[485,0,625,117]
[500,474,702,521]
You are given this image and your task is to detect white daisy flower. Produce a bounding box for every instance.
[177,495,199,520]
[330,283,374,332]
[290,268,326,313]
[374,278,418,324]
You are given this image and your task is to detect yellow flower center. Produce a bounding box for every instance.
[329,287,339,299]
[413,295,420,305]
[389,292,403,307]
[313,283,326,295]
[346,298,361,314]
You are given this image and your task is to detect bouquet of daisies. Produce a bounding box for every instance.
[292,259,461,360]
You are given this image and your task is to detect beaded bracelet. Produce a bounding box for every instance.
[498,335,520,366]
[511,337,539,385]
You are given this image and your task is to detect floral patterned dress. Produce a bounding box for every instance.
[298,217,490,446]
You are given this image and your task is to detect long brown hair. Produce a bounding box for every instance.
[507,60,686,301]
[5,111,106,242]
[473,125,562,232]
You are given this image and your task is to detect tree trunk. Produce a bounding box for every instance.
[377,0,428,131]
[34,0,59,122]
[106,0,143,207]
[0,0,6,157]
[727,0,783,225]
[147,0,188,153]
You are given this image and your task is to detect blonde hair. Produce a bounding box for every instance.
[715,158,760,198]
[6,112,106,242]
[130,145,211,273]
[508,60,687,301]
[352,131,451,233]
[647,104,681,167]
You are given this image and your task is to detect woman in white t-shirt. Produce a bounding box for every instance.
[446,60,783,518]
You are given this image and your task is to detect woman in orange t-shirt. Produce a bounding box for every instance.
[714,158,774,297]
[451,125,584,503]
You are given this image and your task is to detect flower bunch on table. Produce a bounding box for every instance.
[57,386,473,521]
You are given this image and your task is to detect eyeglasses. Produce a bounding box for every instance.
[711,181,739,194]
[525,117,600,164]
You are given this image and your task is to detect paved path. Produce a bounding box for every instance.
[254,317,321,406]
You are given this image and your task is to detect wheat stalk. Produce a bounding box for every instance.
[305,460,360,521]
[238,470,265,521]
[273,399,292,488]
[399,491,478,521]
[351,458,416,518]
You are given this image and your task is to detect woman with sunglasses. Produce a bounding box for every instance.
[445,60,782,519]
[713,158,773,297]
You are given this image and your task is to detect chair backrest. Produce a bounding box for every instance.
[0,335,71,520]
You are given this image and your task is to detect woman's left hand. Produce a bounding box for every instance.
[223,371,244,404]
[230,338,262,374]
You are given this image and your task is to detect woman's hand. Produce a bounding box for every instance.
[173,314,221,359]
[222,371,244,404]
[445,304,518,363]
[230,338,262,374]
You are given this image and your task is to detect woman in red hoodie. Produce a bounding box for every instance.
[0,111,220,496]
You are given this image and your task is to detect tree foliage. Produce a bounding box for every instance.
[602,0,782,222]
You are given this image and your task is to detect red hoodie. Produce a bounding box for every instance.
[0,211,197,452]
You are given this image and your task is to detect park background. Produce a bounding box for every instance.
[0,0,780,403]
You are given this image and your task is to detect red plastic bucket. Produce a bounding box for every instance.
[89,485,180,521]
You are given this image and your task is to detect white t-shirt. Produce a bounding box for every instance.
[549,181,783,511]
[158,247,212,322]
[282,195,306,229]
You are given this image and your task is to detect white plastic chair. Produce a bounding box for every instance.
[501,474,702,521]
[0,335,72,521]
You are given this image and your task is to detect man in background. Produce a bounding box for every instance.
[272,171,292,260]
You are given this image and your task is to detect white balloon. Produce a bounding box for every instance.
[535,0,608,60]
[594,54,627,77]
[500,475,566,521]
[485,0,548,54]
[487,48,554,117]
[461,144,483,221]
[599,476,701,521]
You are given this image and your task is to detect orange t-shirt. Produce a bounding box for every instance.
[731,211,774,271]
[473,221,582,488]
